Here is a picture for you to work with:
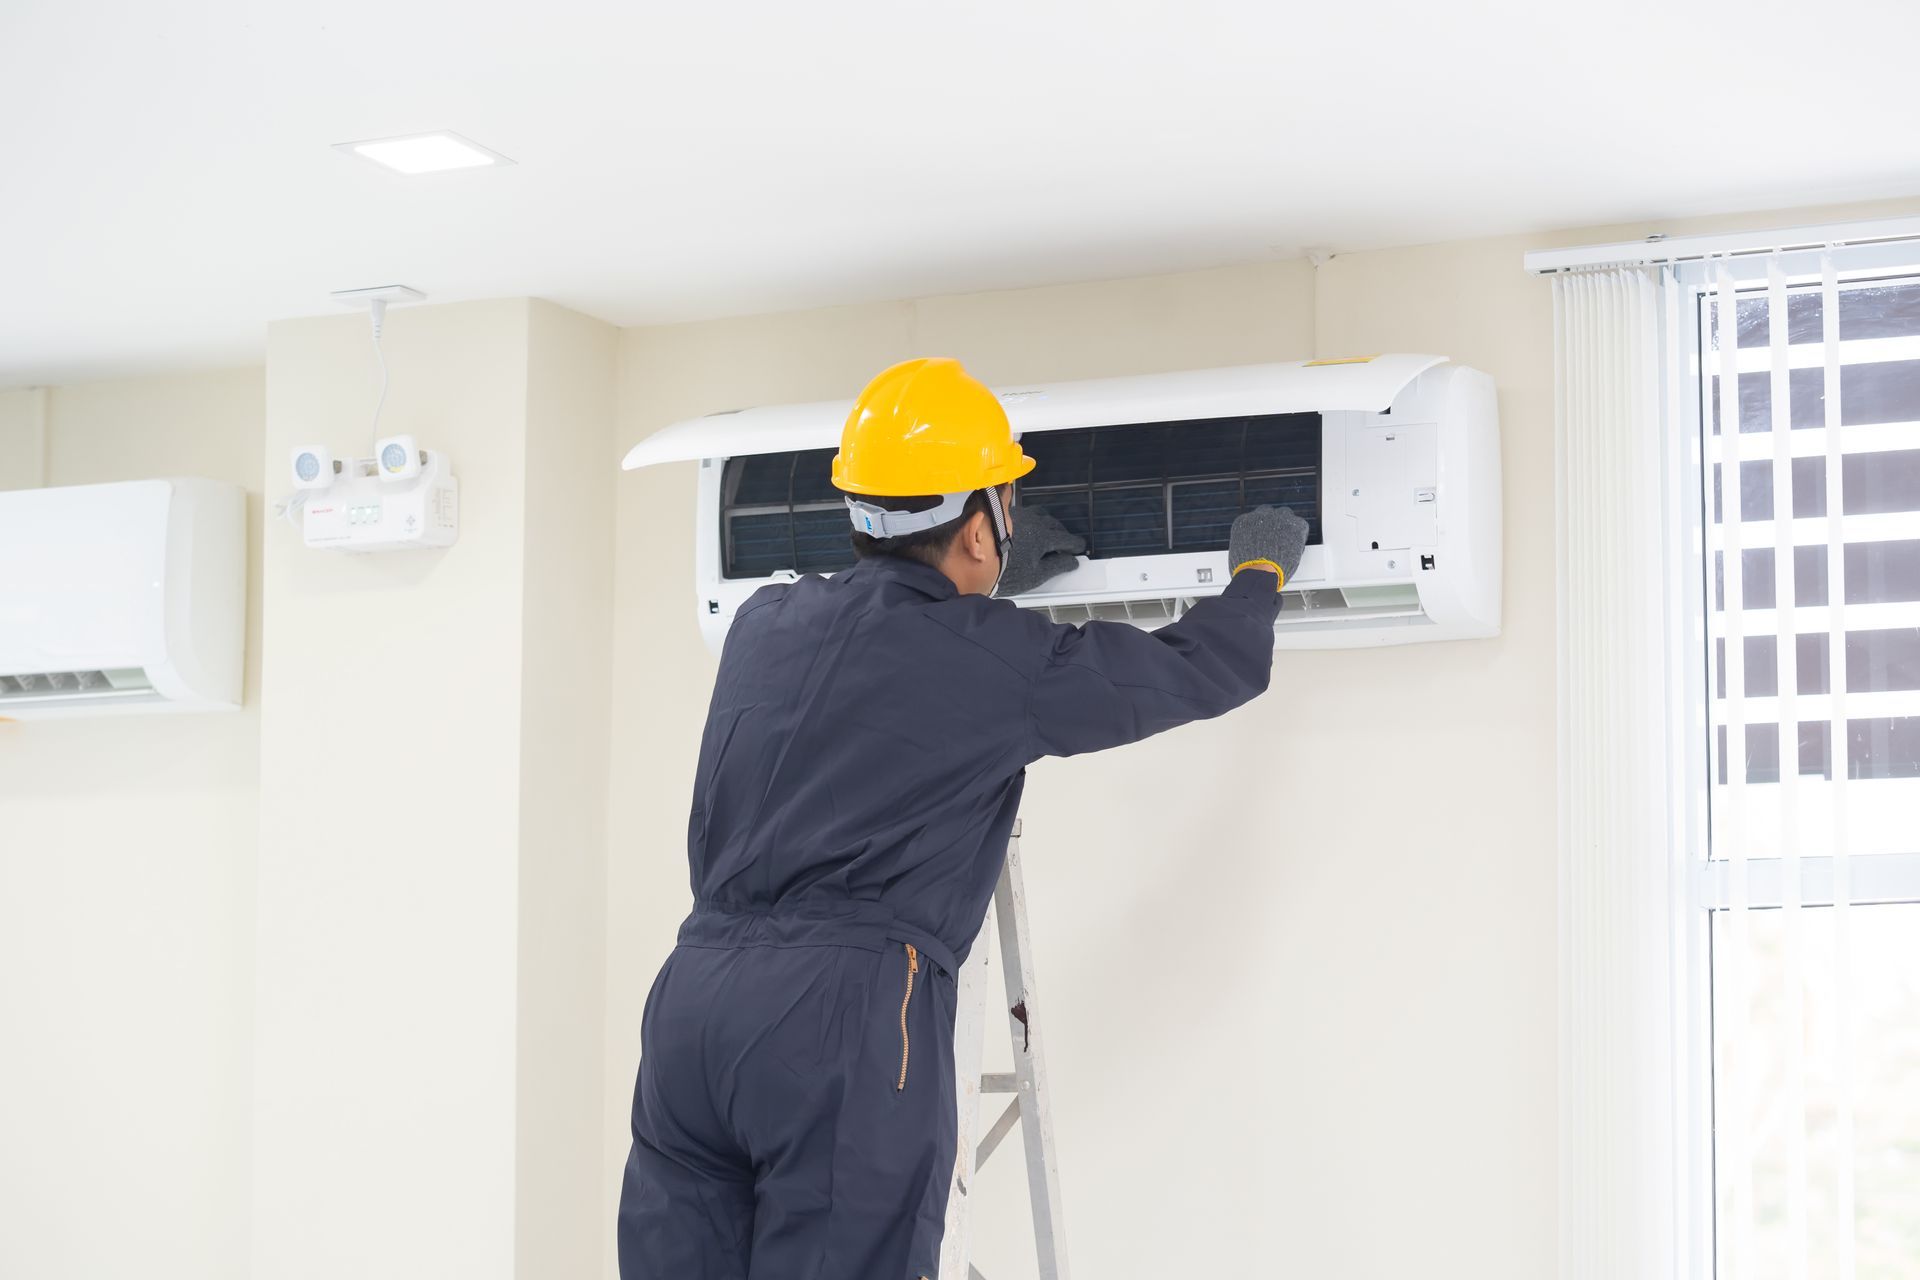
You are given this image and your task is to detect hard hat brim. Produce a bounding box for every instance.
[832,449,1034,497]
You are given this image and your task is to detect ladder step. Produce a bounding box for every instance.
[976,1098,1022,1169]
[980,1072,1018,1094]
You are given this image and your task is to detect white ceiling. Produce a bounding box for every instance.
[5,0,1919,387]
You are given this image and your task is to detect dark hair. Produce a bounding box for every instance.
[849,490,995,568]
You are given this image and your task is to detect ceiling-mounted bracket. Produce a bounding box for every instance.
[332,284,426,338]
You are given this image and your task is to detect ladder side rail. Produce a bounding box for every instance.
[993,836,1071,1280]
[939,901,994,1280]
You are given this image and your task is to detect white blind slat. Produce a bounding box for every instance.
[1765,253,1812,1280]
[1713,257,1757,1278]
[1820,251,1860,1279]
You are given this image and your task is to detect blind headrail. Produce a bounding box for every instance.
[1524,215,1920,275]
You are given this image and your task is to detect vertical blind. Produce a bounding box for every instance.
[1555,265,1687,1280]
[1558,240,1920,1280]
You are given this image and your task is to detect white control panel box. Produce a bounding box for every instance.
[302,449,459,551]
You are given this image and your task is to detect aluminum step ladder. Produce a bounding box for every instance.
[939,822,1070,1280]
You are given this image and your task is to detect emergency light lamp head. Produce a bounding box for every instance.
[376,434,423,482]
[290,445,337,490]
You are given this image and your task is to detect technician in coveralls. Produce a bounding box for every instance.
[618,357,1307,1280]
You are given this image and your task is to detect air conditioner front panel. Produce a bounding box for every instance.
[0,480,169,673]
[0,478,246,717]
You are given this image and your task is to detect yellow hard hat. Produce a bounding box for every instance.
[832,358,1035,497]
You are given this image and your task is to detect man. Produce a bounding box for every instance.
[619,357,1306,1280]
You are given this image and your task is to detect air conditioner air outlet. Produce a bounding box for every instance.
[0,668,154,698]
[1030,582,1426,631]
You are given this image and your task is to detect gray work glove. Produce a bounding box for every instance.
[995,507,1086,597]
[1228,505,1308,588]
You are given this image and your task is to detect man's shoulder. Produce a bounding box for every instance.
[918,593,1057,680]
[733,580,792,624]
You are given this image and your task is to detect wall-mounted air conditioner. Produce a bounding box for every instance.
[622,355,1499,652]
[0,478,246,717]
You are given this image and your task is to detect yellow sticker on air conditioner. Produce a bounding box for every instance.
[1303,355,1380,366]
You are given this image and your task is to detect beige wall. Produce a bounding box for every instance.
[606,256,1562,1279]
[254,298,616,1280]
[0,304,617,1280]
[13,193,1920,1280]
[0,387,49,489]
[254,300,534,1279]
[0,369,264,1280]
[516,300,618,1280]
[605,196,1920,1279]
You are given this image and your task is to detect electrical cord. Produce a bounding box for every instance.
[279,296,391,537]
[273,490,310,529]
[369,298,389,435]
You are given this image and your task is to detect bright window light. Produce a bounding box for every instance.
[335,131,512,175]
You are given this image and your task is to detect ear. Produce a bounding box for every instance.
[961,509,996,563]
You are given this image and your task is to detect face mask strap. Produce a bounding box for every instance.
[984,485,1014,596]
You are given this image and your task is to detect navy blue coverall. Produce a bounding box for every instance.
[619,553,1281,1280]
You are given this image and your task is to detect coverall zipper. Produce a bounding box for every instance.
[896,943,919,1092]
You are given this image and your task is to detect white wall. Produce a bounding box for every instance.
[253,298,616,1280]
[516,300,618,1280]
[254,300,533,1279]
[0,369,264,1280]
[13,193,1920,1280]
[0,387,48,489]
[0,305,615,1280]
[604,197,1920,1279]
[605,258,1560,1280]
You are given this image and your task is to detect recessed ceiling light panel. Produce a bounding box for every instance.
[334,131,514,175]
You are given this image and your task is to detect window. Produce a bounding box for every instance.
[1697,265,1920,1278]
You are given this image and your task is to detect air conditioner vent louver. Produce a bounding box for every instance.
[1040,597,1189,626]
[0,668,156,704]
[1271,585,1426,625]
[1034,586,1429,630]
[1283,589,1352,612]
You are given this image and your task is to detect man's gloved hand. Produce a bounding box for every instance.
[1228,505,1308,590]
[995,507,1086,597]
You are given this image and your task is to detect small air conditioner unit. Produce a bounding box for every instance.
[622,354,1499,652]
[0,478,246,717]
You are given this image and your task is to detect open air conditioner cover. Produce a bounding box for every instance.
[620,355,1499,652]
[621,355,1447,470]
